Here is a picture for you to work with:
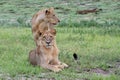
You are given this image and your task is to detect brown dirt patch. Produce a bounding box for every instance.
[90,68,110,75]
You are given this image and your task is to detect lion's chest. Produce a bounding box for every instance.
[42,47,55,63]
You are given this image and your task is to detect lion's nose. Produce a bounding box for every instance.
[46,41,50,44]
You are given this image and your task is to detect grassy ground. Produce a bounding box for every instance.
[0,27,120,80]
[0,0,120,80]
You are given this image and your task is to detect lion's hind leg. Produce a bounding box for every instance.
[29,49,37,66]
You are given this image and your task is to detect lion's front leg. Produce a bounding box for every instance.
[40,63,62,72]
[56,60,68,69]
[60,62,68,68]
[50,58,68,69]
[39,57,62,72]
[51,49,68,69]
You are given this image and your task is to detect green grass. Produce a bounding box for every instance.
[0,0,120,27]
[0,26,120,80]
[0,0,120,80]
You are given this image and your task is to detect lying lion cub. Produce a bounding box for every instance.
[31,7,60,45]
[29,29,68,72]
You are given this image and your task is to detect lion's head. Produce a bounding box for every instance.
[38,29,56,48]
[32,7,60,28]
[44,7,60,25]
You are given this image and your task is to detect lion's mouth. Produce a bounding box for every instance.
[46,44,52,48]
[47,44,51,46]
[52,23,57,25]
[46,43,52,46]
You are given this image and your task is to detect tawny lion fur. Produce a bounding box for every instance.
[29,29,68,72]
[31,7,60,45]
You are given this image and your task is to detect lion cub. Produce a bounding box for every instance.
[29,29,68,72]
[31,7,60,45]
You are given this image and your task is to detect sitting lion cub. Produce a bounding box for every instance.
[29,29,68,72]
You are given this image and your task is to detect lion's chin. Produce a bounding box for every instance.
[46,45,52,48]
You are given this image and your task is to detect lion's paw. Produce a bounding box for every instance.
[61,63,68,68]
[53,67,62,72]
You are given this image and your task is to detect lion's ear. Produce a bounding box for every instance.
[38,31,43,36]
[45,9,50,15]
[51,29,56,36]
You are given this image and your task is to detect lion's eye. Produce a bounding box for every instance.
[39,32,42,36]
[43,36,46,39]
